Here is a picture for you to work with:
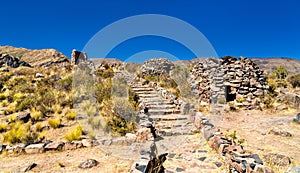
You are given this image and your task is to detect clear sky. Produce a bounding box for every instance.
[1,0,300,61]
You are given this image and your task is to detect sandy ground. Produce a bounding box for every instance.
[216,109,300,172]
[0,147,133,173]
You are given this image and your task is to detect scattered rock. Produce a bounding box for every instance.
[125,133,137,143]
[45,141,64,151]
[82,139,93,147]
[35,72,44,78]
[276,104,288,110]
[16,112,31,123]
[20,163,37,172]
[78,159,99,169]
[293,113,300,123]
[175,167,185,172]
[214,162,222,167]
[268,129,292,137]
[198,157,206,161]
[25,143,45,154]
[285,166,300,173]
[263,153,291,167]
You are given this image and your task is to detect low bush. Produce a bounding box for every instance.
[0,123,8,133]
[65,125,82,141]
[65,109,76,120]
[31,109,43,121]
[287,74,300,88]
[107,116,135,136]
[48,118,62,129]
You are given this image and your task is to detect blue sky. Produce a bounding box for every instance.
[1,0,300,61]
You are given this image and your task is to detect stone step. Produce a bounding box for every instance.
[154,120,192,129]
[146,104,176,109]
[148,109,181,115]
[149,115,188,121]
[156,127,194,136]
[132,87,153,91]
[134,90,157,95]
[138,94,159,98]
[144,101,174,105]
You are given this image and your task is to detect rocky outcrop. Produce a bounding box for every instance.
[71,49,88,65]
[140,58,174,76]
[0,53,31,68]
[0,46,70,68]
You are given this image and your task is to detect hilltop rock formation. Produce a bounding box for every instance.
[0,53,31,68]
[71,49,88,65]
[141,58,174,76]
[0,46,70,68]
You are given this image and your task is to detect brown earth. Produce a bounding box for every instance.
[215,109,300,172]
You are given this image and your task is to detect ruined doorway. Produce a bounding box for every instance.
[225,85,236,102]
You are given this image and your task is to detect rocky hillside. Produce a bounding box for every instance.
[0,46,70,68]
[251,57,300,75]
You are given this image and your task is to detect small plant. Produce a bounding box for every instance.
[287,74,300,88]
[31,109,43,121]
[4,102,16,115]
[48,118,62,129]
[13,93,25,101]
[0,93,6,100]
[65,125,82,141]
[52,104,62,114]
[65,109,76,121]
[35,122,43,132]
[9,114,17,123]
[1,99,8,107]
[58,161,65,167]
[0,123,8,133]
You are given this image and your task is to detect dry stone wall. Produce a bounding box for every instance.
[190,56,269,110]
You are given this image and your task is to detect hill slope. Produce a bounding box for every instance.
[0,46,70,67]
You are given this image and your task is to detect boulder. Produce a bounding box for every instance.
[20,163,37,172]
[25,143,45,154]
[78,159,99,169]
[16,112,31,123]
[263,153,291,167]
[82,139,93,147]
[45,141,64,151]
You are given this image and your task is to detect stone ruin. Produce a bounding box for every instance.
[140,58,174,76]
[71,49,88,65]
[190,56,269,110]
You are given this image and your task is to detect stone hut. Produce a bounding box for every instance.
[190,56,269,110]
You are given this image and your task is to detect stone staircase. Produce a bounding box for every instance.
[131,83,194,137]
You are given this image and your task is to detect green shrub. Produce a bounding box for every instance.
[107,116,135,136]
[0,93,6,101]
[2,122,40,144]
[65,110,76,120]
[1,99,8,107]
[287,74,300,88]
[35,122,43,132]
[272,66,288,79]
[31,109,43,121]
[0,123,8,133]
[65,125,82,141]
[48,118,62,129]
